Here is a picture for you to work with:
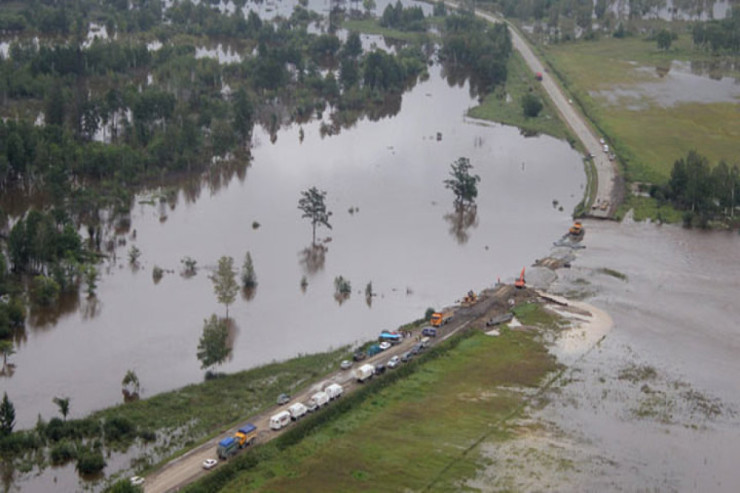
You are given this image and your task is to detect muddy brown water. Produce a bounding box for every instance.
[2,62,585,441]
[477,219,740,492]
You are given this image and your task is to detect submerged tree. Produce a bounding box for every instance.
[241,251,257,288]
[0,340,15,371]
[197,314,231,370]
[0,392,15,436]
[210,256,238,319]
[53,396,70,421]
[298,187,332,246]
[444,157,481,210]
[121,369,140,396]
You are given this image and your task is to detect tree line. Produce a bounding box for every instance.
[651,151,740,226]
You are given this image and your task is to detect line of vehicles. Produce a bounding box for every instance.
[207,319,449,470]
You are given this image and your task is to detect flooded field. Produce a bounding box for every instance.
[474,219,740,491]
[2,62,586,435]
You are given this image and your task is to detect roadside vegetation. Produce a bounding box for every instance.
[0,347,348,478]
[182,328,559,492]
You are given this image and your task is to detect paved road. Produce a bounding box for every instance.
[464,5,617,218]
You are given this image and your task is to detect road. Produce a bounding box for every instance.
[463,5,617,218]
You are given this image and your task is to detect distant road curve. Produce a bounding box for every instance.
[448,3,618,218]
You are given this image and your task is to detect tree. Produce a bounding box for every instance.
[181,256,197,276]
[241,251,257,288]
[53,396,70,421]
[521,93,543,117]
[121,369,140,395]
[210,256,238,319]
[128,245,141,265]
[0,340,15,370]
[83,264,98,298]
[298,187,332,246]
[197,314,230,370]
[444,157,481,209]
[0,392,15,436]
[656,29,672,50]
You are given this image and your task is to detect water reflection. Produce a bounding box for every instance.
[241,286,257,301]
[444,205,479,244]
[28,291,81,329]
[299,244,327,274]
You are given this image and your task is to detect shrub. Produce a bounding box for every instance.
[521,93,543,118]
[76,446,106,474]
[31,276,60,306]
[104,416,136,442]
[50,440,77,464]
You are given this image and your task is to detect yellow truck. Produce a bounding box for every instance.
[430,311,453,327]
[234,423,257,448]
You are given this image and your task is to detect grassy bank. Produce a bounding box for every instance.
[186,326,559,492]
[541,35,740,185]
[469,51,574,143]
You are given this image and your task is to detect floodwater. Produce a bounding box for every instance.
[2,61,585,439]
[594,60,740,109]
[474,219,740,491]
[608,0,732,21]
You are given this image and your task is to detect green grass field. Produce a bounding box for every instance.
[214,330,559,492]
[543,35,740,184]
[469,51,574,143]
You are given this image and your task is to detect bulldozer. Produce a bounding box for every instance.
[461,290,478,306]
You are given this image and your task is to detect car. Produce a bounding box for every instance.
[130,476,145,486]
[379,342,391,351]
[305,400,318,412]
[387,355,401,369]
[276,393,290,405]
[411,343,424,355]
[203,458,218,470]
[374,363,386,375]
[340,359,353,370]
[401,351,413,362]
[353,350,367,362]
[421,327,437,337]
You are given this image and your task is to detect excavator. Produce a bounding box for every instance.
[514,267,526,289]
[462,290,478,306]
[568,221,584,238]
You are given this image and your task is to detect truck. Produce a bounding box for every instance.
[269,410,292,430]
[217,437,239,459]
[354,363,375,382]
[234,423,257,448]
[325,383,343,400]
[309,390,329,409]
[288,402,308,421]
[378,331,402,344]
[430,311,453,327]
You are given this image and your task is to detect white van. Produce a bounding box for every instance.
[354,363,375,382]
[325,383,343,400]
[288,402,308,421]
[269,410,291,430]
[309,391,330,409]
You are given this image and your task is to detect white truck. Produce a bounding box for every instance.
[325,383,343,400]
[354,364,375,383]
[288,402,308,421]
[269,410,291,430]
[309,390,329,409]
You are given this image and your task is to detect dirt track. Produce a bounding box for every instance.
[143,285,523,492]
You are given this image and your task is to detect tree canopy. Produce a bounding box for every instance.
[298,187,333,245]
[196,314,231,370]
[444,157,481,210]
[210,256,238,319]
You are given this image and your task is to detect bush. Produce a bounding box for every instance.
[0,431,42,454]
[521,93,543,117]
[31,276,60,306]
[76,446,106,474]
[104,416,136,442]
[50,440,77,464]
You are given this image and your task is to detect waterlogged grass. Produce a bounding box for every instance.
[340,18,436,43]
[543,35,740,184]
[92,348,348,445]
[615,194,684,223]
[597,268,628,281]
[512,302,565,328]
[210,330,558,492]
[469,51,573,142]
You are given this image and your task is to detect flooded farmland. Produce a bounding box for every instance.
[474,219,740,492]
[2,62,586,435]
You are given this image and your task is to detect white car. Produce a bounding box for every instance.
[379,342,391,351]
[130,476,145,486]
[203,458,218,470]
[387,355,401,368]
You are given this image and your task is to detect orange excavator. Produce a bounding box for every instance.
[568,221,584,237]
[514,267,526,289]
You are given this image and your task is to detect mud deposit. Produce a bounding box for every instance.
[472,219,740,492]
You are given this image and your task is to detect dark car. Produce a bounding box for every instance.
[353,351,367,362]
[401,351,413,362]
[374,363,386,375]
[410,344,423,355]
[421,327,437,337]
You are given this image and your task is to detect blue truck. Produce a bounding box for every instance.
[217,437,239,460]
